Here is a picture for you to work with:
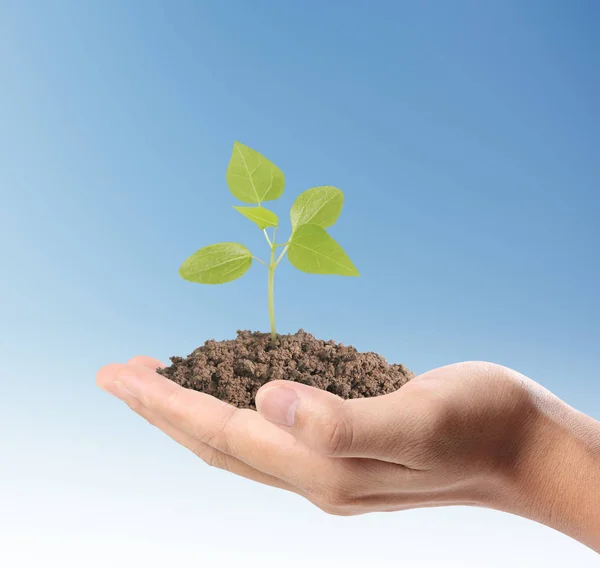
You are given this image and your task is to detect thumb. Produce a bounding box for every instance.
[255,380,416,460]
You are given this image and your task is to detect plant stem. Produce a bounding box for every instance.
[275,244,289,267]
[252,255,269,266]
[268,240,277,346]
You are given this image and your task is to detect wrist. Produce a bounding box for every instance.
[495,380,600,551]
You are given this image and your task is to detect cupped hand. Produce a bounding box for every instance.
[96,358,541,515]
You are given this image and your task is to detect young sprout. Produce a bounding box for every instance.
[179,141,359,346]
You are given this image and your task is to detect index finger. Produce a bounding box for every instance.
[98,362,333,490]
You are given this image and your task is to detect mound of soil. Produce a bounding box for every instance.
[157,330,414,409]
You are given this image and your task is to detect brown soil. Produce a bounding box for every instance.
[157,330,414,409]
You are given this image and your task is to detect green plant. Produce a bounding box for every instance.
[179,141,359,346]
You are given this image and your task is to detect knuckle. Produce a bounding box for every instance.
[198,407,239,454]
[125,399,161,429]
[202,448,231,471]
[319,413,353,456]
[125,397,144,414]
[305,468,363,516]
[143,412,160,429]
[164,387,185,418]
[126,398,154,423]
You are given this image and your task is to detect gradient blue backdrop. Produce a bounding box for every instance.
[1,1,599,566]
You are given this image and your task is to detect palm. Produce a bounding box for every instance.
[97,358,534,515]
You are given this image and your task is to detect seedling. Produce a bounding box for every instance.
[179,141,359,346]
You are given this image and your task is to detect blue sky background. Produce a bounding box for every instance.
[1,1,599,565]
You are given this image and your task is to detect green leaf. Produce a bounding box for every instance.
[290,186,344,230]
[233,206,279,230]
[226,141,285,204]
[179,242,252,284]
[288,224,359,276]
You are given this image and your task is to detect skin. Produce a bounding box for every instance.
[97,359,600,552]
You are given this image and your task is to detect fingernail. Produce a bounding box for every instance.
[256,386,299,427]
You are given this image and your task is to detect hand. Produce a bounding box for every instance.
[97,358,600,551]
